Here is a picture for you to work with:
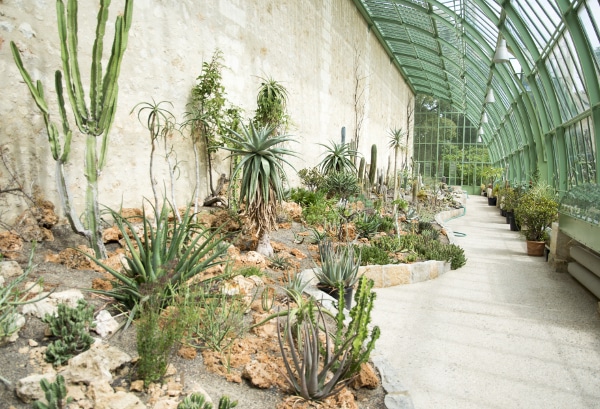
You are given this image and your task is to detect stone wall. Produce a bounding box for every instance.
[0,0,412,223]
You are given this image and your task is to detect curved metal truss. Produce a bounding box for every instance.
[352,0,600,194]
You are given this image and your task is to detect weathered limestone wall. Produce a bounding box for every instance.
[0,0,412,223]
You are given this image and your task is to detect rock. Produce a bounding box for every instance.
[95,391,146,409]
[129,380,145,392]
[15,372,57,403]
[350,362,380,389]
[177,345,197,360]
[0,260,23,279]
[86,380,118,402]
[63,344,132,385]
[152,397,180,409]
[0,231,23,259]
[24,281,44,294]
[241,361,277,389]
[102,226,122,243]
[0,312,25,344]
[119,208,144,223]
[28,339,38,347]
[66,383,87,402]
[244,251,266,265]
[281,201,303,222]
[166,381,182,397]
[93,310,120,338]
[22,289,84,318]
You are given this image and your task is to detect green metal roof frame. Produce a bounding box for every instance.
[351,0,600,192]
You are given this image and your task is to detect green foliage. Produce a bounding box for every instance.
[33,375,71,409]
[333,276,381,379]
[298,167,325,192]
[317,141,358,175]
[368,144,377,186]
[185,285,248,352]
[43,299,95,366]
[354,212,381,238]
[11,0,134,259]
[253,76,289,131]
[314,241,360,288]
[85,201,230,326]
[378,215,396,233]
[322,171,360,200]
[136,287,188,385]
[515,184,558,241]
[277,302,354,401]
[217,396,238,409]
[223,123,297,240]
[268,254,293,270]
[356,244,392,266]
[481,166,503,187]
[233,265,264,278]
[1,245,47,340]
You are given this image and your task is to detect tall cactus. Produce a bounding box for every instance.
[358,157,365,184]
[11,0,134,258]
[368,144,377,186]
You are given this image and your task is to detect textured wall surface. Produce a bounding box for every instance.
[0,0,412,223]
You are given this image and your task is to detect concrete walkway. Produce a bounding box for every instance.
[370,195,600,409]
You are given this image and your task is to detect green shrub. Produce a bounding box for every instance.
[184,285,248,353]
[378,215,396,233]
[356,244,392,266]
[354,212,381,238]
[322,171,360,200]
[297,167,325,192]
[136,286,189,385]
[43,299,95,366]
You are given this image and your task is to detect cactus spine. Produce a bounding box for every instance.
[11,0,134,259]
[368,144,377,186]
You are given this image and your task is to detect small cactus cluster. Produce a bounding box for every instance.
[33,375,72,409]
[177,393,238,409]
[43,299,95,366]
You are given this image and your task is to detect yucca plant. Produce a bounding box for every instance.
[222,123,297,257]
[317,140,358,175]
[85,200,230,326]
[277,301,356,401]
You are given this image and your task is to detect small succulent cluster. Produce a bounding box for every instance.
[43,299,95,366]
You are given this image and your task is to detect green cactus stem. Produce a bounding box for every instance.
[368,144,377,186]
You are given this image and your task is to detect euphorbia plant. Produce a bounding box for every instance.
[11,0,134,259]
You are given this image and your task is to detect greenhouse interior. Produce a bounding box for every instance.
[0,0,599,408]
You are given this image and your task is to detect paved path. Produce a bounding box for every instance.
[370,195,600,409]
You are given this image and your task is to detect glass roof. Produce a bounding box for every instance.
[352,0,600,193]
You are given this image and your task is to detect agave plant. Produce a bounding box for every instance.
[317,140,359,175]
[222,122,297,257]
[85,200,230,326]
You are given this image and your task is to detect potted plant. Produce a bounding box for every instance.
[514,184,558,256]
[314,240,360,309]
[504,186,522,231]
[481,166,503,206]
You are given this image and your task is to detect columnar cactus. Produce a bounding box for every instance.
[368,144,377,186]
[11,0,134,259]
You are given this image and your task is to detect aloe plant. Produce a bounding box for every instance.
[11,0,134,259]
[84,200,230,328]
[317,140,358,175]
[222,123,297,257]
[277,302,356,401]
[314,240,360,289]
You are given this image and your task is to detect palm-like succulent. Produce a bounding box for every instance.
[317,140,358,175]
[223,122,297,257]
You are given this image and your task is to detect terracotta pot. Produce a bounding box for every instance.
[526,240,545,257]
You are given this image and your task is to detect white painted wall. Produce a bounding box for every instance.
[0,0,412,223]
